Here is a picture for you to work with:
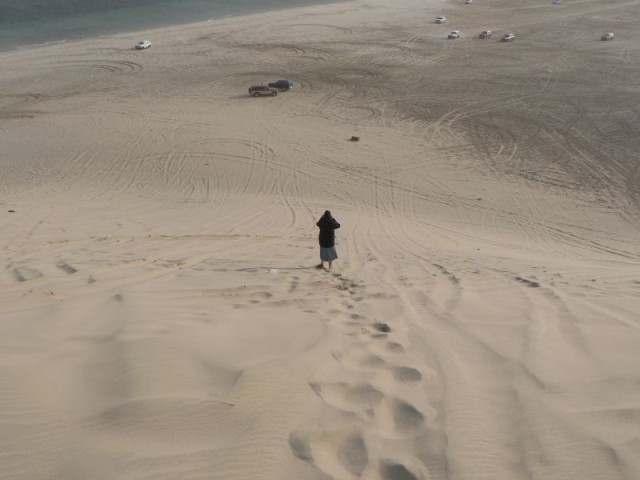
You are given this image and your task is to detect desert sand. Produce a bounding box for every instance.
[1,0,640,478]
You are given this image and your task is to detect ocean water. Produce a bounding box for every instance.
[0,0,342,51]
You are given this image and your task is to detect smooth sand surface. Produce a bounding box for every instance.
[2,0,640,479]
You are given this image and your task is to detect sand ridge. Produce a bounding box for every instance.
[1,0,640,479]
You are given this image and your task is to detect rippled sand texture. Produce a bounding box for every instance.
[1,0,639,479]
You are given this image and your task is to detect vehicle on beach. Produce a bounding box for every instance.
[601,32,614,41]
[248,85,279,96]
[267,80,294,91]
[552,0,561,4]
[501,33,515,42]
[465,0,473,4]
[479,30,492,39]
[435,16,447,24]
[135,40,151,49]
[448,31,460,40]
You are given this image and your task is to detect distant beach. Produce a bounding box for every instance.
[0,0,345,51]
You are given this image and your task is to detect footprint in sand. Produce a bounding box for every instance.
[290,425,369,478]
[433,263,460,284]
[12,266,42,282]
[386,341,405,353]
[385,397,425,431]
[340,350,387,369]
[337,432,368,475]
[516,275,541,287]
[389,365,422,382]
[380,460,421,480]
[293,276,436,480]
[56,261,78,274]
[309,379,384,411]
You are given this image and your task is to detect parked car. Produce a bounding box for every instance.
[552,0,561,4]
[267,79,294,91]
[501,33,515,42]
[601,32,614,41]
[465,0,473,4]
[448,31,460,40]
[479,30,492,39]
[135,40,151,49]
[248,85,278,96]
[435,16,447,24]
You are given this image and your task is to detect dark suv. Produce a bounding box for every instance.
[248,85,278,96]
[267,79,294,91]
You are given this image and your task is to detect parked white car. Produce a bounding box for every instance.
[435,16,447,24]
[479,30,492,39]
[601,32,614,41]
[448,31,460,40]
[465,0,473,4]
[501,33,515,42]
[135,40,151,49]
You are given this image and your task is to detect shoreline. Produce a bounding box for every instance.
[0,0,351,53]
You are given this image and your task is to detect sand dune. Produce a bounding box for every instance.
[1,0,640,478]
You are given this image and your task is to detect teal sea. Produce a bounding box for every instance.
[0,0,342,51]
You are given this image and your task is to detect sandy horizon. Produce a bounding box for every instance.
[1,0,640,479]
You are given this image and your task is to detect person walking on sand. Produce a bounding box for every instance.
[316,210,340,270]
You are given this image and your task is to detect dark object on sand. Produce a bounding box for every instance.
[8,210,15,213]
[248,84,278,96]
[373,322,391,333]
[516,276,541,288]
[317,210,340,270]
[268,79,294,91]
[350,136,360,141]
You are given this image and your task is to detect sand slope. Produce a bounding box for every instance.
[1,0,640,479]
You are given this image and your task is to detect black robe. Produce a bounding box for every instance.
[316,212,340,248]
